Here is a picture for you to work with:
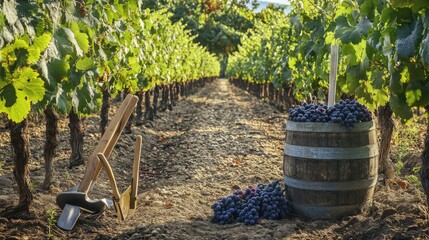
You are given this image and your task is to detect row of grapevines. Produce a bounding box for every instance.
[227,2,335,102]
[0,0,220,123]
[227,0,428,121]
[0,0,220,214]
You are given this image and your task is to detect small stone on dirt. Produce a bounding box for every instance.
[0,178,13,186]
[381,208,397,219]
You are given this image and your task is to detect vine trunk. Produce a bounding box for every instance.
[1,119,33,217]
[43,107,59,189]
[68,108,84,168]
[378,104,396,180]
[420,106,429,206]
[100,88,111,135]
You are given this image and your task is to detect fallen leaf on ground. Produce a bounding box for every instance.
[231,160,241,166]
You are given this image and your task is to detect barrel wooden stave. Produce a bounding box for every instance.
[286,130,377,147]
[284,156,378,181]
[287,187,375,206]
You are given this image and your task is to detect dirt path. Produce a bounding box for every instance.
[0,79,428,240]
[112,78,291,239]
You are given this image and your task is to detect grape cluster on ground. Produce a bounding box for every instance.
[288,99,373,129]
[211,180,289,225]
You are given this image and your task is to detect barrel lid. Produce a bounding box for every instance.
[285,120,376,132]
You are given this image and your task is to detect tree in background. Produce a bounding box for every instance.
[142,0,286,76]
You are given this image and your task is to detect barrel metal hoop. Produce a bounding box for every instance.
[285,120,376,133]
[284,176,377,191]
[284,144,379,159]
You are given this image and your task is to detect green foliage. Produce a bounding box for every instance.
[395,18,423,59]
[395,160,404,175]
[335,14,372,44]
[406,174,421,188]
[46,209,59,238]
[143,0,259,76]
[0,0,219,121]
[227,1,335,101]
[335,0,429,122]
[228,0,428,126]
[0,36,48,122]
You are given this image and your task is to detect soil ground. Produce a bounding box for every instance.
[0,79,428,240]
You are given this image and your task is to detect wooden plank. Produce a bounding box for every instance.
[283,156,377,181]
[131,135,142,209]
[328,44,339,107]
[77,94,138,193]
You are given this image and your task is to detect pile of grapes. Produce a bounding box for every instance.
[288,99,373,129]
[211,180,289,225]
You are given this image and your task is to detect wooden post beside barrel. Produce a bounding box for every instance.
[283,120,378,219]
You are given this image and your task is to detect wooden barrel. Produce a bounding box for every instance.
[283,120,378,219]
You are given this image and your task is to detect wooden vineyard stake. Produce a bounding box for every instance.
[328,44,339,107]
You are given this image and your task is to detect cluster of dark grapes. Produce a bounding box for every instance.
[260,183,288,220]
[211,180,289,225]
[288,98,373,129]
[210,194,241,224]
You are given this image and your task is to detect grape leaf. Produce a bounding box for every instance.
[405,83,422,106]
[76,57,94,71]
[415,82,429,106]
[3,0,18,25]
[55,27,83,57]
[32,33,52,50]
[47,58,69,84]
[0,68,44,122]
[71,23,90,53]
[335,15,372,44]
[381,23,395,56]
[55,87,69,114]
[72,79,99,115]
[14,67,45,102]
[391,0,428,12]
[408,63,425,81]
[390,93,413,122]
[399,65,409,84]
[1,39,28,57]
[366,30,381,59]
[380,7,394,25]
[7,89,31,122]
[346,63,367,92]
[396,18,423,58]
[371,69,384,89]
[389,68,402,95]
[2,26,14,44]
[375,89,389,107]
[28,33,52,63]
[359,0,376,21]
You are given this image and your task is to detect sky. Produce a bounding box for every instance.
[261,0,290,5]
